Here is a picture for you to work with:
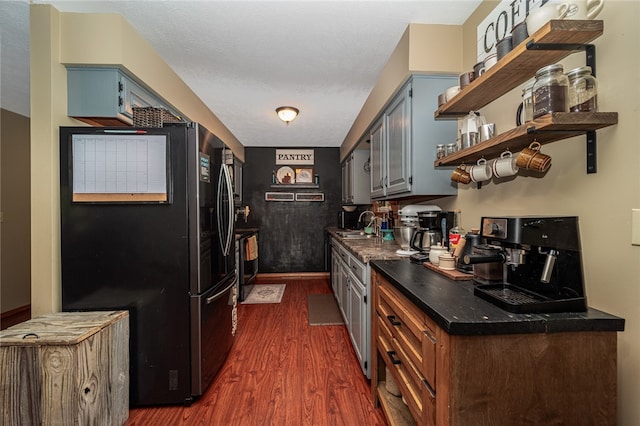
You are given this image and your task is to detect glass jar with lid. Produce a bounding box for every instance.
[566,66,598,112]
[532,64,569,118]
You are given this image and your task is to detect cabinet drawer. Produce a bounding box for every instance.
[378,280,437,390]
[349,257,367,284]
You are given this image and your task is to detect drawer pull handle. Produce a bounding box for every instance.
[387,315,401,326]
[422,378,436,398]
[387,351,401,365]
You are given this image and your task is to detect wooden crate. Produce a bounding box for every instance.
[0,311,129,425]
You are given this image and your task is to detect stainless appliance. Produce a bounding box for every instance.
[463,216,587,313]
[60,123,236,406]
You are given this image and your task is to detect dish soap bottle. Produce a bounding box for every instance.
[448,209,465,252]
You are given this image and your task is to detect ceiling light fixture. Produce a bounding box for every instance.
[276,106,299,126]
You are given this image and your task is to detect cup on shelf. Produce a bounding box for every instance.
[473,61,486,79]
[459,71,475,89]
[496,36,513,61]
[468,158,493,183]
[511,21,529,47]
[451,165,471,184]
[445,85,461,102]
[525,2,569,35]
[484,53,498,70]
[516,141,552,172]
[479,123,496,142]
[492,150,520,178]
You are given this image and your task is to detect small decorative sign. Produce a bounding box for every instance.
[276,149,314,165]
[476,0,547,62]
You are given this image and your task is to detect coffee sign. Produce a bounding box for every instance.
[477,0,549,63]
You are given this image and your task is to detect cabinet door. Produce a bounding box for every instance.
[348,273,367,374]
[341,155,353,204]
[339,262,350,325]
[385,84,411,196]
[331,247,340,297]
[370,117,385,199]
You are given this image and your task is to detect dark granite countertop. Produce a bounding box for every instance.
[326,227,406,264]
[370,259,625,336]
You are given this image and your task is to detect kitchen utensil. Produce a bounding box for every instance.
[428,243,448,265]
[451,165,471,184]
[511,21,529,47]
[492,150,519,178]
[410,229,442,253]
[547,0,604,19]
[393,225,417,250]
[479,123,496,142]
[496,36,513,61]
[445,85,461,102]
[466,244,504,282]
[516,79,535,126]
[459,71,475,89]
[532,63,569,118]
[438,253,456,270]
[469,158,492,183]
[473,61,485,79]
[484,53,498,70]
[526,2,569,35]
[516,141,552,172]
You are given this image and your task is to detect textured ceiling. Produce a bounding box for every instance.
[1,0,480,147]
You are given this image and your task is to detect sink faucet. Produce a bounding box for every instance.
[358,210,375,225]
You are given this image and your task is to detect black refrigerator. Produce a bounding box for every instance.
[60,122,236,406]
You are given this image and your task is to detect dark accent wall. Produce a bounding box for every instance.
[240,147,341,273]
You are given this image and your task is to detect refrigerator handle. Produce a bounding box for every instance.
[206,277,236,304]
[218,163,234,257]
[217,165,226,254]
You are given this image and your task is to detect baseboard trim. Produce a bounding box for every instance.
[256,272,330,282]
[1,304,31,330]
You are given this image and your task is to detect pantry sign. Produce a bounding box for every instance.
[477,0,548,62]
[275,149,314,165]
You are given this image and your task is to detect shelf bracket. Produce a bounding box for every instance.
[525,127,598,174]
[525,42,596,76]
[586,130,597,174]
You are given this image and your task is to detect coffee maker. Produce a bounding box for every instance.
[463,216,587,313]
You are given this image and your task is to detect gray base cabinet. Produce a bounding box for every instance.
[330,238,370,378]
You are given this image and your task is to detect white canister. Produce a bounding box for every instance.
[429,243,448,265]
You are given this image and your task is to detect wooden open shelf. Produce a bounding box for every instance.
[434,20,604,119]
[434,112,618,166]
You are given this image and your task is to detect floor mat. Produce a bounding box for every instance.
[242,284,286,304]
[307,293,344,326]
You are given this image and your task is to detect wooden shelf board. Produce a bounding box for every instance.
[434,112,618,166]
[434,20,604,118]
[269,184,319,189]
[377,383,417,426]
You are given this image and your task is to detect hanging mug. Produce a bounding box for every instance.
[492,150,519,178]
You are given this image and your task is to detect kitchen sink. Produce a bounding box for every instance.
[336,231,376,239]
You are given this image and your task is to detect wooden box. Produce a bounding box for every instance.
[0,311,129,425]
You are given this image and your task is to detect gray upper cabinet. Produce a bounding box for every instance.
[342,149,371,205]
[369,117,385,199]
[369,74,458,200]
[67,67,182,126]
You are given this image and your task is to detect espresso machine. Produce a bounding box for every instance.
[463,216,587,314]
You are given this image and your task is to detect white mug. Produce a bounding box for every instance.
[526,3,570,35]
[492,150,519,178]
[469,158,493,183]
[548,0,604,19]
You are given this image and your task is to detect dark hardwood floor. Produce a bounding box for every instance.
[125,276,386,425]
